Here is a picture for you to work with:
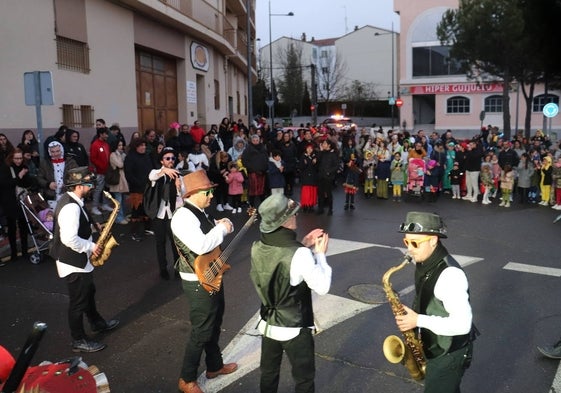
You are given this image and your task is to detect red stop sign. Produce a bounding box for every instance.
[395,98,403,107]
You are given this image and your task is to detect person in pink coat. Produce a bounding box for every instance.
[224,161,245,214]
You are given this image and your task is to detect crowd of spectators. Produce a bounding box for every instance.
[2,117,561,263]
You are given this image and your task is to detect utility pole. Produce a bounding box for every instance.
[311,63,317,125]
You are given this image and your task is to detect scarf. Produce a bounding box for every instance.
[260,227,302,248]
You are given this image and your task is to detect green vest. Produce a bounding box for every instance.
[250,238,314,328]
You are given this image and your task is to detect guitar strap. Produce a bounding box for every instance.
[172,203,215,274]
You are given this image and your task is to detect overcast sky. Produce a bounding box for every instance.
[254,0,400,43]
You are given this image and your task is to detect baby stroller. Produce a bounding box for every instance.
[405,158,426,201]
[18,190,53,264]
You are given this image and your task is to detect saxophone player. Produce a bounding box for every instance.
[51,167,119,353]
[395,212,474,393]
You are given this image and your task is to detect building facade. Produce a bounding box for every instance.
[395,0,561,138]
[0,0,255,144]
[259,25,399,119]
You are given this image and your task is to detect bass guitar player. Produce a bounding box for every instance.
[170,169,238,393]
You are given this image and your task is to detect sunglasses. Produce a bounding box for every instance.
[403,235,433,248]
[199,188,214,196]
[82,183,94,188]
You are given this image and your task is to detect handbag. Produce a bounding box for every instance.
[105,165,120,186]
[142,180,160,219]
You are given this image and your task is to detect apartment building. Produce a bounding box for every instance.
[0,0,256,143]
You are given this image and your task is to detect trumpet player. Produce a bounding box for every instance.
[396,211,475,393]
[51,167,119,353]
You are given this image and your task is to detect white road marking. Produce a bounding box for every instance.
[504,262,561,277]
[199,293,377,392]
[199,239,485,392]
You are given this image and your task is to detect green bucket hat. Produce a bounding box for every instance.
[399,211,447,238]
[258,194,300,233]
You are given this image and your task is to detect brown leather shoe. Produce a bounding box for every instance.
[178,378,203,393]
[205,362,238,379]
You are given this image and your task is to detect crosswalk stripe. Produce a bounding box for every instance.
[504,262,561,277]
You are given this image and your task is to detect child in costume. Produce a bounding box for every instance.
[480,162,494,205]
[224,161,245,214]
[390,152,405,202]
[499,164,515,207]
[539,155,553,206]
[362,149,376,199]
[448,162,463,199]
[343,153,362,210]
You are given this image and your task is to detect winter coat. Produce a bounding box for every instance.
[108,151,129,193]
[516,161,535,188]
[90,138,110,174]
[298,152,318,186]
[0,162,36,219]
[225,170,244,196]
[241,142,269,174]
[124,150,154,193]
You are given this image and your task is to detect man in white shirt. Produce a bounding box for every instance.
[250,193,332,393]
[51,167,119,353]
[395,211,475,393]
[147,147,180,280]
[171,170,238,393]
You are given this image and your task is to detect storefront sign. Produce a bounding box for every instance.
[407,82,503,95]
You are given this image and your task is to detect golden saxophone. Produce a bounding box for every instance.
[91,191,119,266]
[382,254,426,381]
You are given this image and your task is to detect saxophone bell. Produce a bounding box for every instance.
[381,254,426,381]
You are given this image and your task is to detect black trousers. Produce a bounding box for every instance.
[180,280,225,382]
[260,328,315,393]
[152,216,179,271]
[6,214,28,258]
[317,178,333,211]
[424,343,472,393]
[65,273,104,340]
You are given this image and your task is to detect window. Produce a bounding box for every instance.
[236,91,240,114]
[56,36,90,73]
[62,104,94,128]
[412,45,463,77]
[484,95,503,113]
[214,80,220,110]
[446,96,470,114]
[533,94,559,112]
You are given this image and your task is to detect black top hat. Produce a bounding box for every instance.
[64,166,97,187]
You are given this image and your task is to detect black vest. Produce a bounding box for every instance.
[173,203,215,273]
[51,193,92,268]
[413,246,471,359]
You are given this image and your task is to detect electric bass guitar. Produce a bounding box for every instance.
[194,208,257,294]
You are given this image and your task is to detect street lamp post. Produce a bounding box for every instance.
[375,22,396,130]
[268,0,293,130]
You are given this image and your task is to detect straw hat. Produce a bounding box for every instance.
[182,170,217,198]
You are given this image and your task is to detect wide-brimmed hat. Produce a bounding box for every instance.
[182,170,217,198]
[399,211,447,238]
[258,194,300,233]
[64,166,97,187]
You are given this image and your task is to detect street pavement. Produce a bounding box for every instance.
[1,187,561,393]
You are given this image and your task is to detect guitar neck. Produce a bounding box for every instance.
[217,213,256,264]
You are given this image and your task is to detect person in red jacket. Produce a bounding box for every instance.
[189,120,206,144]
[89,127,112,215]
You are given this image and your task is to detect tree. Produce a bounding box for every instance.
[316,50,348,114]
[342,80,379,117]
[277,42,304,117]
[437,0,561,139]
